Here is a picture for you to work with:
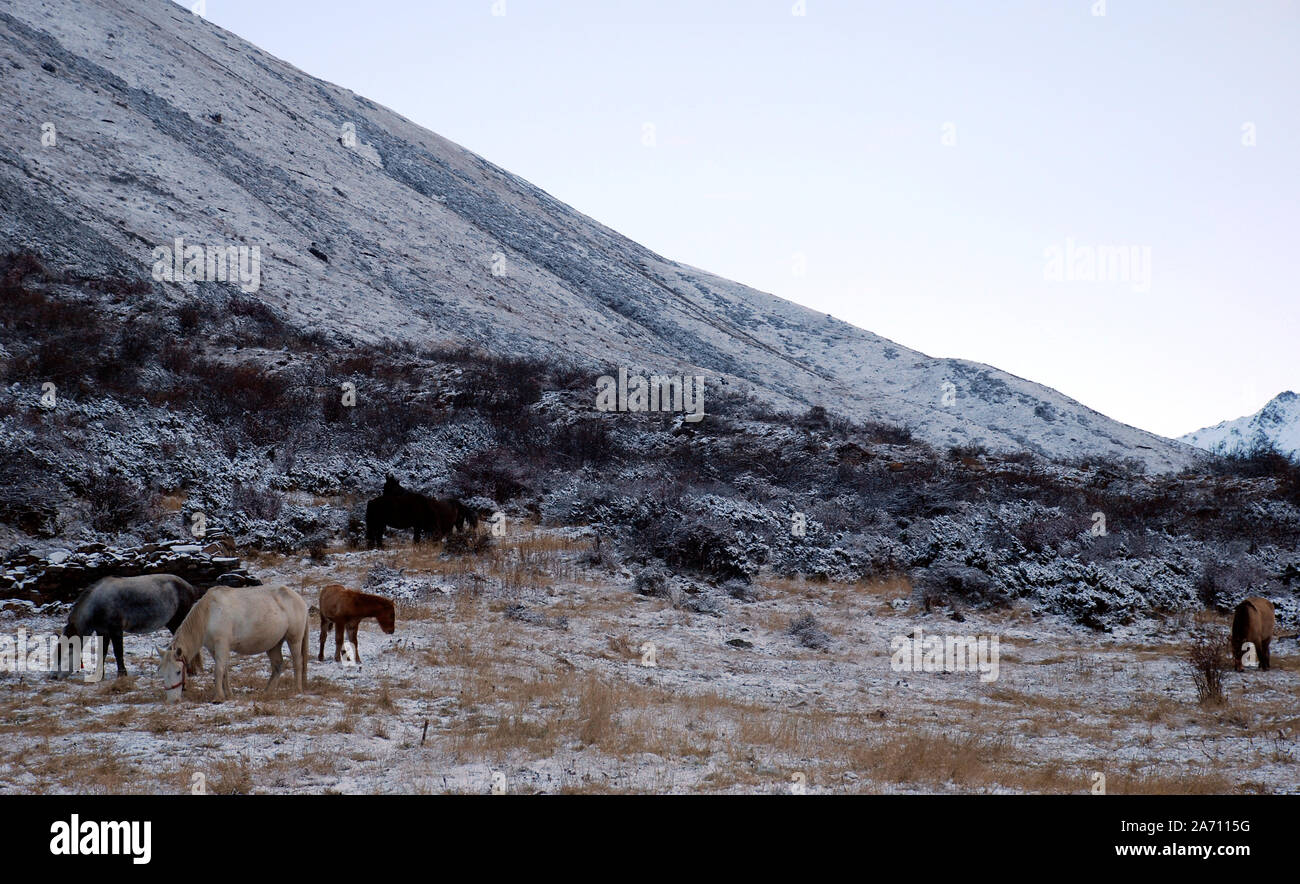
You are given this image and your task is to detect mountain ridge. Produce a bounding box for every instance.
[0,0,1204,471]
[1181,391,1300,460]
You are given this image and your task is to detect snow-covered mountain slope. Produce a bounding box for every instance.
[1180,392,1300,459]
[0,0,1204,471]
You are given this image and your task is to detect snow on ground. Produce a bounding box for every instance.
[0,0,1204,471]
[1,526,1296,794]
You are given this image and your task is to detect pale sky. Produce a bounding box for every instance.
[194,0,1299,438]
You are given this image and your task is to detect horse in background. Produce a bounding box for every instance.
[425,497,480,537]
[365,474,478,548]
[56,574,203,679]
[366,475,438,547]
[1230,597,1275,671]
[157,585,308,702]
[317,584,396,663]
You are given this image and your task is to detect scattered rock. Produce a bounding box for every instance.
[0,537,252,602]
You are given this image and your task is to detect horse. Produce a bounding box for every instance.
[1230,596,1275,671]
[156,585,308,702]
[366,475,439,548]
[365,474,477,547]
[55,574,203,679]
[425,497,480,537]
[317,584,396,664]
[454,500,480,533]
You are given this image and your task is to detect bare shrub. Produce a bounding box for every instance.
[444,529,492,556]
[452,449,531,502]
[446,349,543,428]
[633,567,670,598]
[860,421,913,445]
[788,613,831,651]
[948,441,988,461]
[1187,633,1227,705]
[229,482,282,520]
[1195,559,1270,611]
[1012,511,1079,555]
[81,473,153,533]
[548,419,615,466]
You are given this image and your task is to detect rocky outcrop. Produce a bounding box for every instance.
[0,536,258,604]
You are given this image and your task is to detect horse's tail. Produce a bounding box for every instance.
[172,575,201,608]
[1231,600,1255,647]
[299,613,309,690]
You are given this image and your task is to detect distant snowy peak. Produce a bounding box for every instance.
[1180,392,1300,459]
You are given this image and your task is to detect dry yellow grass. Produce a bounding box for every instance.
[3,531,1294,795]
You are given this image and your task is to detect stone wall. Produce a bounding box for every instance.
[0,536,259,604]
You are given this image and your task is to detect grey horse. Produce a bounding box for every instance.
[56,574,204,679]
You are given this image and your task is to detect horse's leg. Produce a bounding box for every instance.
[300,621,308,691]
[334,621,346,662]
[289,628,304,693]
[212,647,228,702]
[265,644,284,694]
[1260,637,1271,671]
[318,615,329,662]
[110,629,127,678]
[94,630,109,680]
[346,622,360,664]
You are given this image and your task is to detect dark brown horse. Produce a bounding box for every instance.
[317,584,396,663]
[365,475,437,547]
[426,497,480,536]
[365,475,478,548]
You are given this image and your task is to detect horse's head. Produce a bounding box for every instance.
[378,603,396,634]
[50,623,86,680]
[455,501,480,532]
[383,474,403,496]
[155,644,186,703]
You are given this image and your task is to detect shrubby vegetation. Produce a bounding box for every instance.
[1,251,1297,627]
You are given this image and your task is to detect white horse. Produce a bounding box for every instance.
[156,585,308,702]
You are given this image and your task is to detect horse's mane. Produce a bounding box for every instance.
[349,587,395,615]
[172,592,212,657]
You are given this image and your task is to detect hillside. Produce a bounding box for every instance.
[0,0,1203,470]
